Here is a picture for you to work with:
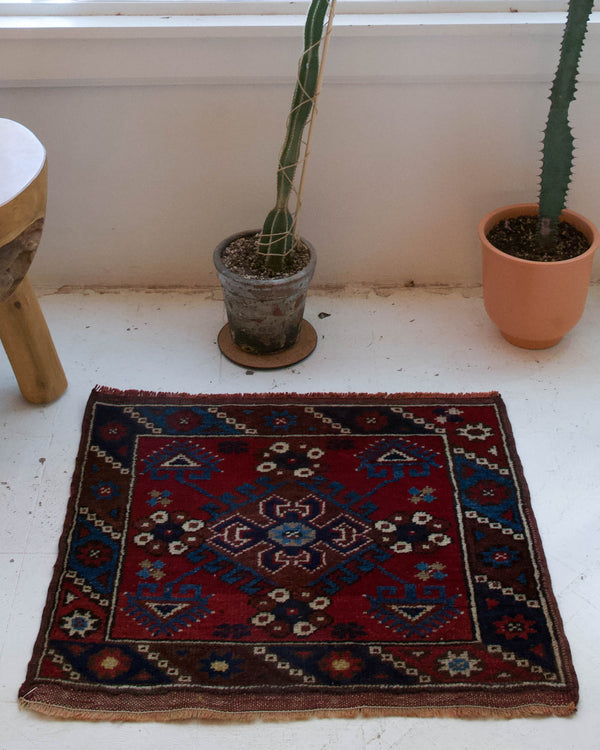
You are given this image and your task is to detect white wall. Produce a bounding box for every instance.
[1,14,599,289]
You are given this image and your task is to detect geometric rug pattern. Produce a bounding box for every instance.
[19,389,577,720]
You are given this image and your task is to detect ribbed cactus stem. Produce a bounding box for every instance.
[258,0,334,272]
[537,0,594,246]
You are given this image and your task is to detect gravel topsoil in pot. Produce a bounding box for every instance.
[220,233,311,280]
[487,215,589,262]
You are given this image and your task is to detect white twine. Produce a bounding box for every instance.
[294,0,337,240]
[260,0,337,257]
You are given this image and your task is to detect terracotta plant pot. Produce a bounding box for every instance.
[479,203,599,349]
[214,230,316,355]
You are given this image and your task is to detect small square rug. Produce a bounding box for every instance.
[20,389,577,721]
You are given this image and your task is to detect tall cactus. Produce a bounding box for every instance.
[257,0,334,272]
[538,0,594,245]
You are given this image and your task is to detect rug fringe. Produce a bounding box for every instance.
[19,697,577,723]
[92,386,502,404]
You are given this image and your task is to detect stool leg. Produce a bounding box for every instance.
[0,275,67,404]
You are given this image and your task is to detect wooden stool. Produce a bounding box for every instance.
[0,119,67,404]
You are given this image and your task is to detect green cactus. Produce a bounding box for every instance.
[537,0,594,246]
[257,0,333,272]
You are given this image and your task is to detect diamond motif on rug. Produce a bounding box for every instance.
[206,492,372,583]
[19,390,578,721]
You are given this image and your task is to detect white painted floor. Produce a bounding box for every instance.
[1,285,599,750]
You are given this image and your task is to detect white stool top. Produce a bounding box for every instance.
[0,118,46,208]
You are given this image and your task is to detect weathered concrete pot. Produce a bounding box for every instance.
[213,230,316,355]
[479,204,599,349]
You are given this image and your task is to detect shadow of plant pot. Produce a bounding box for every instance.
[479,203,599,349]
[214,230,316,355]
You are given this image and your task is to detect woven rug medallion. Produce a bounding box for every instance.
[20,389,577,721]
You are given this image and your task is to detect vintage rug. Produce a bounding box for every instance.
[19,389,577,721]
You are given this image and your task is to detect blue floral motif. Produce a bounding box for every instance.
[60,610,99,638]
[409,486,435,504]
[146,490,171,508]
[264,410,298,431]
[480,545,520,568]
[136,560,166,580]
[415,561,447,581]
[438,650,482,678]
[90,480,120,502]
[268,522,317,548]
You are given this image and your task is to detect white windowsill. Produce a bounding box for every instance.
[0,11,598,87]
[0,1,583,17]
[0,10,583,33]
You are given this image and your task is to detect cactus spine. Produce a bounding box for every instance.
[538,0,594,245]
[258,0,334,272]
